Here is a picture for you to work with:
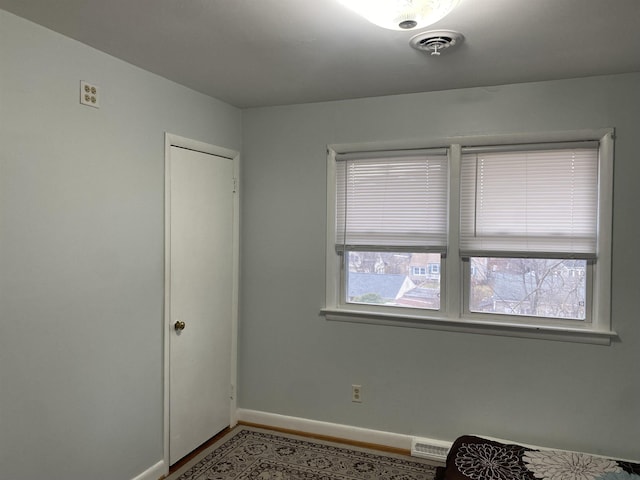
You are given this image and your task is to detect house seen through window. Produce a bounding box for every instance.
[348,252,441,310]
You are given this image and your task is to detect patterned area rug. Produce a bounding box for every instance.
[168,426,439,480]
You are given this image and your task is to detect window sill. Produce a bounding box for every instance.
[320,307,617,345]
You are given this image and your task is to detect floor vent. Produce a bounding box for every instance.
[410,437,451,462]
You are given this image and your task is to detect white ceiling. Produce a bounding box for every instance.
[1,0,639,108]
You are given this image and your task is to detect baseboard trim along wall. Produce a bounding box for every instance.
[236,408,448,454]
[130,459,165,480]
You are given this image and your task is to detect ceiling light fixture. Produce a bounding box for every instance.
[337,0,460,31]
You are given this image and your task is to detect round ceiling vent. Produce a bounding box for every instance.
[409,30,464,55]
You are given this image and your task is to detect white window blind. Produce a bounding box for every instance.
[460,145,599,258]
[335,152,448,252]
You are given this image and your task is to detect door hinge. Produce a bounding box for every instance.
[233,177,238,193]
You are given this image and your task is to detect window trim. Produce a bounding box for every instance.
[323,129,617,345]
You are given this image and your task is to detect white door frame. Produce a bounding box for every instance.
[163,133,239,474]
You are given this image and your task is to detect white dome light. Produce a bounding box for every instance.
[338,0,460,31]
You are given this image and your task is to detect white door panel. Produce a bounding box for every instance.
[169,146,233,465]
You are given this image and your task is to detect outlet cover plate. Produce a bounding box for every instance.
[80,81,100,108]
[352,384,362,403]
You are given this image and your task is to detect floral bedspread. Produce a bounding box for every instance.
[435,435,640,480]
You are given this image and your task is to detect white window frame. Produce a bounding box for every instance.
[322,130,616,345]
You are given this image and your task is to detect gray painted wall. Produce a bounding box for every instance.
[0,11,241,480]
[240,73,640,460]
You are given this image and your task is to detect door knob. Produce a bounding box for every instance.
[174,320,186,331]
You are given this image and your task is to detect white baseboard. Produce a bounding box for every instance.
[131,460,166,480]
[236,409,413,451]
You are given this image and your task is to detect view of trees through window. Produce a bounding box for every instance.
[345,253,587,320]
[469,257,587,320]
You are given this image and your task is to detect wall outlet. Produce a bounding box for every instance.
[80,81,100,108]
[352,384,362,403]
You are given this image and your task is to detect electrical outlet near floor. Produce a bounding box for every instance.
[352,384,362,403]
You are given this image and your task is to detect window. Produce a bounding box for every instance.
[324,131,615,344]
[335,151,448,311]
[460,145,598,322]
[412,267,427,276]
